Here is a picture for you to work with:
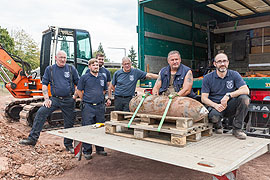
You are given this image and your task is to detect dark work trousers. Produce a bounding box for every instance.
[208,95,250,129]
[81,102,105,155]
[28,97,75,147]
[114,96,132,111]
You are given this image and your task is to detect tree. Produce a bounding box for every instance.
[97,42,105,54]
[0,27,16,79]
[10,29,40,70]
[128,46,137,68]
[0,26,15,53]
[93,42,110,62]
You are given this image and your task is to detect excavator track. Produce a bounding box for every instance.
[19,102,83,129]
[5,97,114,130]
[4,97,44,122]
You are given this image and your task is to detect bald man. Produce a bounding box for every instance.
[201,53,250,140]
[19,50,80,153]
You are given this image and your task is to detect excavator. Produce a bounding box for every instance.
[0,26,93,127]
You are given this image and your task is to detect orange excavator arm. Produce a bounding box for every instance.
[0,44,44,98]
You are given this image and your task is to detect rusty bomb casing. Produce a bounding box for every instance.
[129,95,208,122]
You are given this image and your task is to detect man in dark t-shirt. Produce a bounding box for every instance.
[19,50,80,152]
[85,53,112,106]
[112,57,158,112]
[77,58,108,160]
[201,53,250,140]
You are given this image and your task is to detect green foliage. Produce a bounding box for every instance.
[10,29,40,70]
[107,68,119,79]
[0,26,15,53]
[128,46,137,68]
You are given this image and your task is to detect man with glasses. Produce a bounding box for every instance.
[112,56,158,111]
[19,50,80,152]
[201,53,250,140]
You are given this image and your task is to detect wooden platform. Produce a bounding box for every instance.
[105,111,212,147]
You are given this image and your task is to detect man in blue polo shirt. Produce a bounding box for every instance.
[112,56,158,111]
[85,53,112,106]
[152,50,196,98]
[77,58,108,160]
[201,53,250,140]
[19,50,80,152]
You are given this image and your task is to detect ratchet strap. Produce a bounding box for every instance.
[128,94,147,128]
[157,94,173,132]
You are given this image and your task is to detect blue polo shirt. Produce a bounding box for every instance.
[42,64,79,97]
[85,67,111,82]
[112,68,147,96]
[201,70,246,103]
[77,72,107,104]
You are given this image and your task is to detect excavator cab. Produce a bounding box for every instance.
[40,26,92,78]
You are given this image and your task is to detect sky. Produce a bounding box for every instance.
[0,0,138,63]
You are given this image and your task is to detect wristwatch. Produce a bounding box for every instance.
[226,92,231,99]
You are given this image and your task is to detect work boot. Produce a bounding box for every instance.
[215,128,223,134]
[65,146,75,154]
[19,138,36,146]
[232,129,247,140]
[96,151,107,156]
[84,154,92,160]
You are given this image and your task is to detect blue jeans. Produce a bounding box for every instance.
[28,97,75,147]
[81,102,105,154]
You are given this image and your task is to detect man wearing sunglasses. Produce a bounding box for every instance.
[201,53,250,140]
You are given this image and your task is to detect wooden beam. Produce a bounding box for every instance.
[261,0,270,6]
[234,0,258,14]
[214,21,270,34]
[215,2,240,17]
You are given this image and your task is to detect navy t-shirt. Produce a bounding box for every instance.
[85,67,111,82]
[42,64,79,97]
[112,68,147,96]
[201,70,246,103]
[77,72,107,104]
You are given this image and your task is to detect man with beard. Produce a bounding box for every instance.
[201,53,250,140]
[86,53,112,106]
[77,59,108,159]
[152,50,196,98]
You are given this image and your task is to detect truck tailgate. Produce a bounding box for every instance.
[48,126,270,176]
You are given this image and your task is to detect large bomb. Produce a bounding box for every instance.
[129,95,208,122]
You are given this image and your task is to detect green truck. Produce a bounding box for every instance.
[137,0,270,137]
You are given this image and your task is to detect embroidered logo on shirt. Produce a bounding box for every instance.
[100,80,104,86]
[129,75,134,81]
[64,72,70,78]
[226,80,233,89]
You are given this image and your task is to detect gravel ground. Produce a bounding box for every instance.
[0,94,270,180]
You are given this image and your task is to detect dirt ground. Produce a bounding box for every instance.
[0,93,270,180]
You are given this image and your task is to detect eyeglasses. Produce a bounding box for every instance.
[215,60,228,64]
[58,56,67,59]
[123,63,131,66]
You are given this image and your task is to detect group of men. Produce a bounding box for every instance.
[153,50,249,140]
[20,49,250,160]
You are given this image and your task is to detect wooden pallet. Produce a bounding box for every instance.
[105,111,212,147]
[110,111,208,129]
